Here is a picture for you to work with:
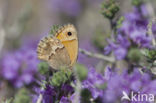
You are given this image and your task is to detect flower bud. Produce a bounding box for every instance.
[49,25,60,35]
[38,62,49,75]
[50,68,72,87]
[80,89,92,103]
[13,88,31,103]
[101,0,119,19]
[128,48,142,62]
[132,0,143,6]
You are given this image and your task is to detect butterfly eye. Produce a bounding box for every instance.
[67,32,72,36]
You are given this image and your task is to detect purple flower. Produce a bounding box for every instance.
[104,38,128,60]
[104,66,112,81]
[61,84,74,95]
[32,87,42,103]
[42,85,56,103]
[130,29,152,47]
[59,96,70,103]
[114,46,127,60]
[119,7,151,48]
[81,66,156,102]
[82,67,105,99]
[125,9,141,23]
[119,20,133,34]
[104,45,112,55]
[140,4,149,17]
[38,84,74,103]
[105,5,152,60]
[103,68,156,102]
[116,34,130,48]
[1,47,39,88]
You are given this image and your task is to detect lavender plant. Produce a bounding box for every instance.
[0,0,156,103]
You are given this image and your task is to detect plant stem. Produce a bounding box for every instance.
[36,94,43,103]
[147,18,156,46]
[79,48,115,63]
[73,67,81,103]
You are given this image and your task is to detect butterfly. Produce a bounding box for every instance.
[37,24,78,70]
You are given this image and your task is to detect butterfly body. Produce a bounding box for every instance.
[37,24,78,70]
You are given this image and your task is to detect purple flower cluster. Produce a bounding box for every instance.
[32,66,156,103]
[39,84,74,103]
[105,5,152,60]
[1,47,39,88]
[82,67,156,102]
[120,7,151,48]
[104,68,156,102]
[82,67,106,99]
[37,67,106,103]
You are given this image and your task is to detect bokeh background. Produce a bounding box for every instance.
[0,0,156,103]
[0,0,153,55]
[0,0,155,66]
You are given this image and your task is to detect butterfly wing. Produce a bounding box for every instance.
[37,36,71,70]
[61,40,78,66]
[55,24,78,66]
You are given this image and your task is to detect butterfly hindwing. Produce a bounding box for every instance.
[55,24,78,66]
[37,36,71,69]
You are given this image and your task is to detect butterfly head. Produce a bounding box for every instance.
[56,24,77,42]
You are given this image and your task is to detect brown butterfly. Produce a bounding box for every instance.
[37,24,78,70]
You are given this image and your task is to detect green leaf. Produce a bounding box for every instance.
[144,49,156,62]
